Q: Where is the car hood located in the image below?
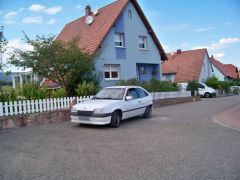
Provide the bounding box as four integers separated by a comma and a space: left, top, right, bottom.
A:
73, 99, 122, 111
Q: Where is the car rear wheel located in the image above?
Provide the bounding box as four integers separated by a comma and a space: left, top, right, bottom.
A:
110, 111, 121, 128
204, 93, 211, 98
143, 105, 152, 119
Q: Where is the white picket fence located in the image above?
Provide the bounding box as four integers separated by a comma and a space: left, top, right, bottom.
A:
151, 91, 191, 100
0, 91, 191, 117
0, 96, 92, 117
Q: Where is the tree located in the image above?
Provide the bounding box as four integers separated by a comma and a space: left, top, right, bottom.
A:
0, 26, 8, 69
205, 76, 219, 89
8, 33, 95, 96
187, 80, 199, 96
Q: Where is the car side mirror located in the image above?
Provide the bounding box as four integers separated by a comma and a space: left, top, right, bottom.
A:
126, 96, 133, 101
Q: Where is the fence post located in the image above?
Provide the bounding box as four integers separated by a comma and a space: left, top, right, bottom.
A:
14, 101, 18, 116
39, 99, 43, 112
31, 100, 35, 113
18, 101, 22, 115
4, 102, 8, 116
22, 101, 27, 114
0, 102, 3, 116
43, 99, 46, 111
27, 100, 31, 114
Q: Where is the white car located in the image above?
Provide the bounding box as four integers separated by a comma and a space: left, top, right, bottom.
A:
198, 82, 217, 98
71, 86, 153, 128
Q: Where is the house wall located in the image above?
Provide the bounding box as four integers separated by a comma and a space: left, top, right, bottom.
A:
198, 53, 213, 82
212, 64, 226, 81
94, 1, 162, 87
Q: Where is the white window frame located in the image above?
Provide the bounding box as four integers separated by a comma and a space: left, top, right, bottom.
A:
139, 36, 147, 50
115, 33, 125, 48
104, 65, 120, 80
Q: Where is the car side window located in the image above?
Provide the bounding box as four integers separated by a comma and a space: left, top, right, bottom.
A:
136, 88, 148, 98
126, 88, 139, 99
198, 84, 205, 89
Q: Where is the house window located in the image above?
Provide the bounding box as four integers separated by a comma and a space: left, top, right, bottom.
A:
115, 33, 125, 47
104, 65, 120, 80
139, 36, 147, 50
128, 10, 132, 19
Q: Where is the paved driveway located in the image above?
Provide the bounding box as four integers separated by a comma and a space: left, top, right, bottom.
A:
0, 96, 240, 180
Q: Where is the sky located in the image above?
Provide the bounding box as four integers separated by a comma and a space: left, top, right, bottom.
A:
0, 0, 240, 72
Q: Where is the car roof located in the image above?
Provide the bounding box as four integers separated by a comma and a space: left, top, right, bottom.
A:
105, 86, 142, 89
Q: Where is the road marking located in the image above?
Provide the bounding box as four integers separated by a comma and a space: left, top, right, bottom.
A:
151, 117, 171, 121
213, 116, 240, 132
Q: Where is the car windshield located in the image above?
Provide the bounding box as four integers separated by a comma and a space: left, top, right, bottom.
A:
93, 88, 125, 100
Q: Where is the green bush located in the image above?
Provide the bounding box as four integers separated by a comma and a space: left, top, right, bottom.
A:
0, 88, 18, 102
118, 78, 179, 92
205, 77, 219, 89
187, 81, 199, 96
75, 81, 99, 96
19, 83, 48, 100
50, 88, 67, 98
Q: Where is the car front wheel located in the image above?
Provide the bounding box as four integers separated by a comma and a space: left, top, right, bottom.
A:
204, 93, 211, 98
110, 111, 121, 128
143, 105, 152, 119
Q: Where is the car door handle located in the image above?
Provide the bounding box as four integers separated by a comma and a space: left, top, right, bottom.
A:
138, 100, 141, 103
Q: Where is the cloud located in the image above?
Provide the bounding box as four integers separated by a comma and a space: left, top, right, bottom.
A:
162, 44, 169, 50
192, 38, 240, 51
22, 16, 43, 24
194, 27, 214, 32
28, 4, 62, 15
18, 7, 26, 12
213, 52, 225, 59
44, 6, 62, 15
47, 18, 56, 25
3, 38, 33, 69
75, 4, 82, 10
3, 20, 16, 24
29, 4, 45, 12
7, 38, 33, 51
4, 11, 18, 19
180, 42, 189, 48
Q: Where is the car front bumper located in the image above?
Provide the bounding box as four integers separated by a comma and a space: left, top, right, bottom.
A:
70, 115, 112, 125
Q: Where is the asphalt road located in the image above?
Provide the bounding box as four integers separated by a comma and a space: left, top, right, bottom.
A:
0, 96, 240, 180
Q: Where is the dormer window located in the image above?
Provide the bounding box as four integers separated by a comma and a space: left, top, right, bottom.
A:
115, 33, 125, 48
128, 10, 132, 19
139, 36, 147, 50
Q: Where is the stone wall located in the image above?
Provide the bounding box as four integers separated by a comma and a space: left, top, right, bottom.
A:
153, 96, 201, 108
0, 110, 70, 130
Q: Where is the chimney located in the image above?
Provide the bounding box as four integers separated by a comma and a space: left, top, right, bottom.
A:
85, 5, 91, 16
211, 55, 214, 59
177, 49, 182, 54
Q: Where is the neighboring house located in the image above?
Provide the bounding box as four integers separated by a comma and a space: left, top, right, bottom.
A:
224, 64, 239, 79
209, 56, 228, 81
57, 0, 167, 87
40, 79, 61, 90
0, 72, 40, 88
162, 49, 213, 82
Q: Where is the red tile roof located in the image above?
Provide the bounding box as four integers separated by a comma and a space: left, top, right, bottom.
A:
224, 64, 239, 79
162, 49, 207, 82
57, 0, 167, 60
209, 57, 228, 77
41, 79, 61, 89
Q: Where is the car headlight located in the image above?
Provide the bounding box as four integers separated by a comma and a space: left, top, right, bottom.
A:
71, 107, 78, 113
93, 108, 105, 114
